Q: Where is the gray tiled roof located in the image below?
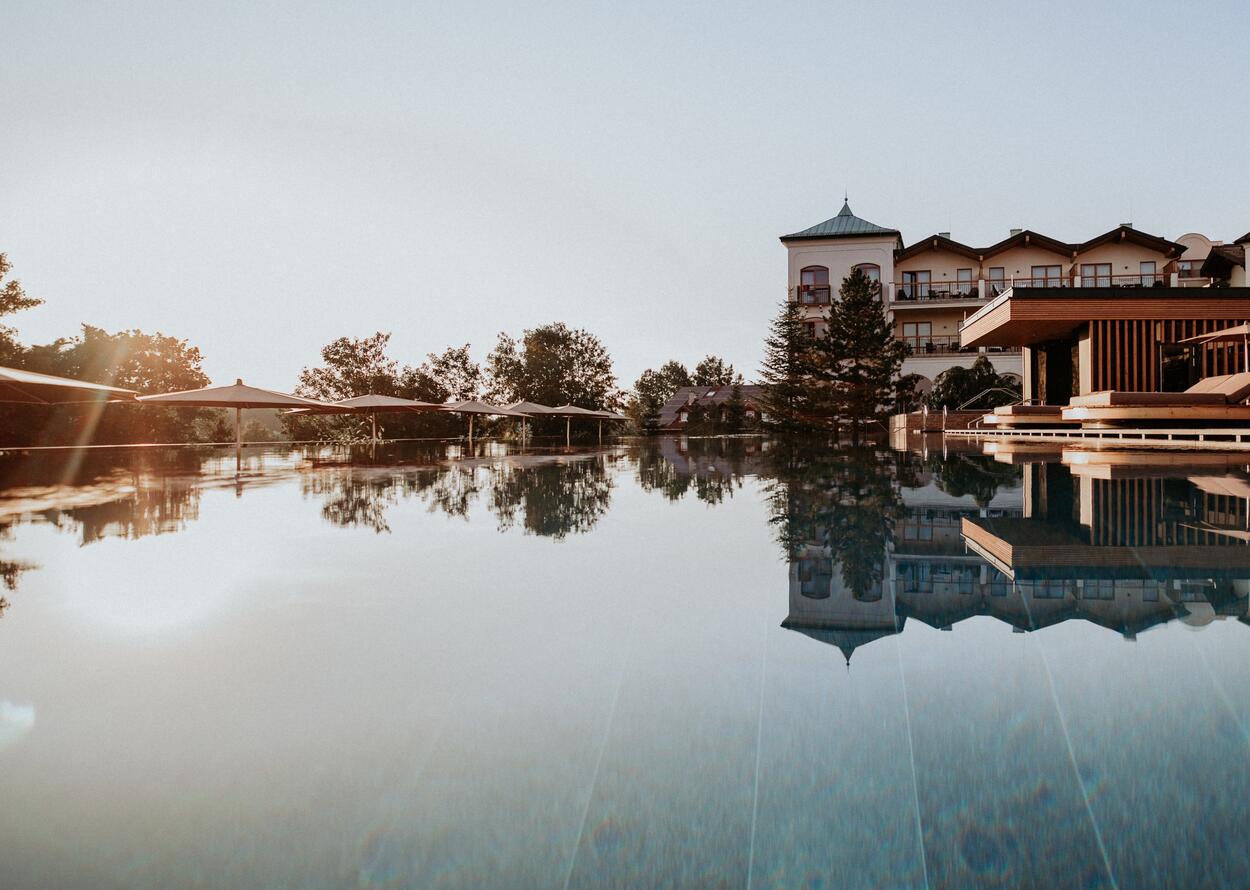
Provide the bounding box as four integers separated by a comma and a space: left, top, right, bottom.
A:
781, 201, 900, 241
657, 384, 764, 429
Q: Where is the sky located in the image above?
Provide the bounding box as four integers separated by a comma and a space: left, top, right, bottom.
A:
2, 1, 1247, 392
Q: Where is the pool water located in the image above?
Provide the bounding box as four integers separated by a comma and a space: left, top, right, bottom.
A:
0, 438, 1246, 888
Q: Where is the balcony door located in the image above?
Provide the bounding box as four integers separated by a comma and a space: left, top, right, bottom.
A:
901, 270, 930, 300
1080, 263, 1112, 287
799, 266, 830, 305
1032, 265, 1064, 287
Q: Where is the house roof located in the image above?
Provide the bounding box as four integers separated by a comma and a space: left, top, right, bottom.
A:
1201, 243, 1246, 278
656, 384, 765, 429
896, 234, 982, 262
1235, 232, 1250, 245
980, 229, 1075, 260
1073, 224, 1185, 258
780, 201, 902, 243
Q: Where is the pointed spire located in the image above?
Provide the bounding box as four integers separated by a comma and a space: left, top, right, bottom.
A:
837, 199, 853, 217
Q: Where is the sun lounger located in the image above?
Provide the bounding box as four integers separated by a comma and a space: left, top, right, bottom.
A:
982, 405, 1080, 428
1062, 372, 1250, 425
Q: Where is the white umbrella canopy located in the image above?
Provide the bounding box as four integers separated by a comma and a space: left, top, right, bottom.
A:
442, 400, 531, 418
442, 400, 531, 445
0, 365, 138, 404
1180, 324, 1250, 368
138, 378, 333, 453
285, 394, 444, 415
136, 379, 329, 410
284, 393, 445, 441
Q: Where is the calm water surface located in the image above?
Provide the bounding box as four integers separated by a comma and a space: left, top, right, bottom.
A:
0, 437, 1247, 889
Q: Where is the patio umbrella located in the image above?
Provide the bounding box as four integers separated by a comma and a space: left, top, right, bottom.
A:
504, 400, 560, 445
442, 400, 531, 445
0, 364, 138, 404
585, 408, 628, 444
137, 379, 331, 451
550, 404, 603, 447
286, 393, 444, 442
1180, 323, 1250, 370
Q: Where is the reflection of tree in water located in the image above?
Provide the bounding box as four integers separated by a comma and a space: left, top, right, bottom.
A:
301, 470, 406, 534
926, 452, 1020, 508
632, 437, 760, 505
488, 457, 614, 540
765, 442, 915, 601
44, 477, 202, 544
0, 524, 34, 593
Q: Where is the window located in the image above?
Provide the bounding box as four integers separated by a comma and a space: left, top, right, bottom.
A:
1080, 263, 1112, 287
804, 322, 817, 338
1032, 265, 1064, 287
956, 268, 974, 295
901, 322, 932, 351
1178, 260, 1196, 279
901, 270, 931, 299
854, 263, 881, 284
799, 266, 830, 304
1140, 261, 1157, 286
988, 266, 1005, 295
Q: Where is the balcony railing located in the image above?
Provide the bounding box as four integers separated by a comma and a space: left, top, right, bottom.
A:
894, 282, 979, 301
897, 335, 1021, 356
1076, 272, 1168, 288
797, 284, 831, 305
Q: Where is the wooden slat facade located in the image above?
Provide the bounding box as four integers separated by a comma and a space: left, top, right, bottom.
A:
1088, 318, 1250, 392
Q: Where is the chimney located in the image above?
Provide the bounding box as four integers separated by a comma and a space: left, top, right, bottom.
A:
1009, 228, 1023, 237
938, 231, 951, 240
1121, 222, 1133, 229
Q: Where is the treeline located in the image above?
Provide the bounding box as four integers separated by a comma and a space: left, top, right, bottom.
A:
283, 323, 619, 441
0, 252, 625, 445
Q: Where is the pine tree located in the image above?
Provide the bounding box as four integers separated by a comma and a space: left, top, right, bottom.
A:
759, 298, 817, 431
824, 268, 909, 443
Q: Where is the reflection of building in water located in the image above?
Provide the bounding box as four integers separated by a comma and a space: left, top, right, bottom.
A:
785, 455, 1250, 662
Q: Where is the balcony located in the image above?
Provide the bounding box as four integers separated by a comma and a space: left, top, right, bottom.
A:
897, 335, 1020, 356
893, 282, 981, 302
797, 284, 831, 306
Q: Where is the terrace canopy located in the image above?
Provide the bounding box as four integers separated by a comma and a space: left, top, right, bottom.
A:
0, 365, 138, 404
137, 379, 330, 450
959, 286, 1250, 404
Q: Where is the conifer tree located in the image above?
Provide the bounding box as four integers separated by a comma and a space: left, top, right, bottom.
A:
760, 298, 817, 431
823, 268, 908, 442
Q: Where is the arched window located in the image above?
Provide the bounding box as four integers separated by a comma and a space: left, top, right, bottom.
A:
798, 266, 830, 305
854, 263, 881, 284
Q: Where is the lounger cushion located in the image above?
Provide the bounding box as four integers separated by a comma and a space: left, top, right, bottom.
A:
1211, 371, 1250, 404
1068, 390, 1227, 407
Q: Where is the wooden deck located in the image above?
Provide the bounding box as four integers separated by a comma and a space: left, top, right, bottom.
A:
945, 427, 1250, 451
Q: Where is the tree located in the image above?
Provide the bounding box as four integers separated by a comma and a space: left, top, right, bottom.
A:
295, 332, 400, 401
692, 355, 741, 387
0, 253, 42, 364
485, 323, 616, 409
924, 356, 1020, 411
759, 299, 819, 432
823, 268, 909, 442
19, 326, 213, 444
627, 360, 698, 432
422, 344, 482, 402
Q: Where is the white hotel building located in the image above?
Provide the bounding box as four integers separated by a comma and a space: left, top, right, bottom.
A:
780, 201, 1227, 396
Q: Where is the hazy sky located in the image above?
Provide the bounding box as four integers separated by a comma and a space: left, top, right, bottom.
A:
3, 1, 1247, 391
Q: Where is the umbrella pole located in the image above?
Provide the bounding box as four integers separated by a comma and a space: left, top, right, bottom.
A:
565, 417, 570, 448
468, 414, 474, 450
235, 406, 242, 472
598, 419, 603, 445
371, 413, 378, 444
